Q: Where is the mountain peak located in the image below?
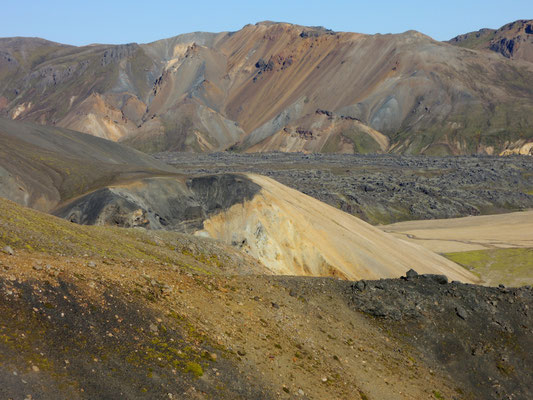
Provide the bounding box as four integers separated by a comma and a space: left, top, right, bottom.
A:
448, 19, 533, 62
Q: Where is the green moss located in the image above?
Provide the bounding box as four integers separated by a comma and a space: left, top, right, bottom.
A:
450, 31, 496, 50
184, 361, 203, 377
341, 128, 382, 154
0, 197, 223, 277
392, 100, 533, 155
359, 391, 370, 400
321, 133, 342, 153
496, 361, 515, 376
432, 390, 445, 399
445, 248, 533, 286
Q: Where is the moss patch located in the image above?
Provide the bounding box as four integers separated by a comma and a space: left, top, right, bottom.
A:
445, 248, 533, 286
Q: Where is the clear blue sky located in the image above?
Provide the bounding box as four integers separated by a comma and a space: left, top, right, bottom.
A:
2, 0, 531, 45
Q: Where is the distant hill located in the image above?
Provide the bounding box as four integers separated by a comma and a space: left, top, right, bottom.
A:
1, 21, 533, 155
0, 117, 175, 211
448, 19, 533, 63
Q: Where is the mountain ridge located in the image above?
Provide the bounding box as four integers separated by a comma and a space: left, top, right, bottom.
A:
1, 20, 533, 155
448, 19, 533, 63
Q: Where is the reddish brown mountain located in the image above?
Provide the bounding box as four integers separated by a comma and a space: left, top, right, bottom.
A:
1, 21, 533, 155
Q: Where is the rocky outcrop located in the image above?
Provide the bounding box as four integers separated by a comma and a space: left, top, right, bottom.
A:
100, 43, 139, 66
54, 174, 261, 233
449, 19, 533, 63
347, 274, 533, 400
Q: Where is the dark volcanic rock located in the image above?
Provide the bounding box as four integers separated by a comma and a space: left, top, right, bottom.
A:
54, 174, 261, 233
455, 305, 468, 320
155, 152, 533, 224
405, 269, 418, 279
347, 277, 533, 400
420, 274, 448, 285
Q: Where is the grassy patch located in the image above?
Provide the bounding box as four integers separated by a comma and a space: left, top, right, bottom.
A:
432, 389, 445, 399
445, 248, 533, 286
341, 128, 382, 154
0, 197, 241, 276
184, 361, 204, 377
450, 31, 495, 50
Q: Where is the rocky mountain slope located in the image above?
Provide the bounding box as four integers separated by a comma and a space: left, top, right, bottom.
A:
196, 174, 476, 282
53, 171, 477, 282
449, 19, 533, 63
1, 21, 533, 155
0, 198, 531, 399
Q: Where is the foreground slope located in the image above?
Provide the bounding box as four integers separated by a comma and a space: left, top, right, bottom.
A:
1, 22, 533, 155
0, 198, 531, 400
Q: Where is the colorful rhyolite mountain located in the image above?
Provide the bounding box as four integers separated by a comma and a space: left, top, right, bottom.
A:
1, 20, 533, 155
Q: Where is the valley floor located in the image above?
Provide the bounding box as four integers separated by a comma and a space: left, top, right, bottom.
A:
383, 210, 533, 253
382, 210, 533, 286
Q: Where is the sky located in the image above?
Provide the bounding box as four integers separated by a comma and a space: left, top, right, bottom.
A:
2, 0, 531, 46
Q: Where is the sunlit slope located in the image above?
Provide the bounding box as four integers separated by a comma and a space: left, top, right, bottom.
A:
196, 174, 478, 282
383, 210, 533, 253
2, 22, 533, 154
449, 19, 533, 63
0, 196, 267, 275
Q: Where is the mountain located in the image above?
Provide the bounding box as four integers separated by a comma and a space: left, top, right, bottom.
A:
448, 19, 533, 63
0, 117, 475, 282
1, 22, 533, 155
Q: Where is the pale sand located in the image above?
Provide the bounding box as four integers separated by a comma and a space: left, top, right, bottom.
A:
196, 174, 478, 283
382, 211, 533, 254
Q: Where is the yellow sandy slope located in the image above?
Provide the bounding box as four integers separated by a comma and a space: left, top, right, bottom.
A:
382, 211, 533, 253
196, 174, 478, 283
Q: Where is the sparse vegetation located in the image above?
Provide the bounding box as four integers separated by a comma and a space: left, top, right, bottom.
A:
445, 248, 533, 287
433, 389, 445, 399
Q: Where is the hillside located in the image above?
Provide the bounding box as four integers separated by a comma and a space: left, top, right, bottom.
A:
0, 197, 532, 399
0, 118, 475, 282
1, 22, 533, 155
0, 117, 176, 211
196, 174, 477, 282
52, 171, 477, 282
449, 19, 533, 63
